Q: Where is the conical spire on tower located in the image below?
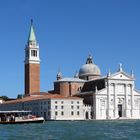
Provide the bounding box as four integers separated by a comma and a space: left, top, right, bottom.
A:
25, 20, 40, 64
28, 19, 36, 42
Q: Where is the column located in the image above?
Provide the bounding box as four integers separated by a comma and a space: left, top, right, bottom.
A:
114, 84, 118, 118
107, 82, 112, 119
95, 97, 100, 119
125, 84, 129, 117
131, 84, 134, 117
94, 95, 97, 119
107, 82, 109, 119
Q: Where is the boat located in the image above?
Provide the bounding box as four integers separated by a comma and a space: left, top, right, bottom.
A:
0, 110, 45, 124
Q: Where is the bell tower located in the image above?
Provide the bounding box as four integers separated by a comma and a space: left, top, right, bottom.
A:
24, 20, 40, 95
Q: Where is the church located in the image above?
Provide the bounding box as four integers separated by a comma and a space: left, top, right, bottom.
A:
52, 53, 140, 119
0, 21, 140, 120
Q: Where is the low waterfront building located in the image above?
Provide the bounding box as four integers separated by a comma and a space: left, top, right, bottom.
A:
0, 94, 88, 120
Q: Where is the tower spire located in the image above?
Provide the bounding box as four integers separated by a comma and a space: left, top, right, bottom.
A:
28, 19, 36, 42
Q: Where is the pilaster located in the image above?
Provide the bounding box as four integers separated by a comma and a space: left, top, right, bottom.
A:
114, 84, 118, 118
107, 82, 112, 119
131, 84, 134, 117
125, 84, 129, 117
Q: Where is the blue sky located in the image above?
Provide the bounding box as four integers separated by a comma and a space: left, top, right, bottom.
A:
0, 0, 140, 98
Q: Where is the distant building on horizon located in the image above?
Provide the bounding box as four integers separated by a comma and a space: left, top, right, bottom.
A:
1, 21, 140, 120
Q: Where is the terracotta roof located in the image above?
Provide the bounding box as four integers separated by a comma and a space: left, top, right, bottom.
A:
1, 93, 83, 105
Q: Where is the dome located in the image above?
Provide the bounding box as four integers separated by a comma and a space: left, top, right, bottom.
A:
79, 63, 101, 76
79, 55, 101, 80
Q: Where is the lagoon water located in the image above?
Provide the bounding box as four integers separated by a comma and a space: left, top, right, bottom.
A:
0, 120, 140, 140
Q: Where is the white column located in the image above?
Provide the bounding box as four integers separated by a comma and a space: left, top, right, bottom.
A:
125, 84, 129, 117
107, 82, 109, 119
94, 94, 96, 119
131, 84, 134, 117
95, 97, 100, 119
107, 82, 111, 119
114, 84, 118, 118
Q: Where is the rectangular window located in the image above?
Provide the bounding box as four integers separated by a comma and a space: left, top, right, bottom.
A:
71, 101, 73, 104
55, 106, 57, 109
35, 50, 37, 56
31, 50, 33, 56
61, 111, 64, 116
61, 106, 64, 109
71, 111, 74, 116
77, 111, 80, 115
55, 101, 57, 104
77, 106, 79, 109
55, 111, 58, 116
61, 101, 64, 104
31, 50, 37, 57
71, 106, 74, 109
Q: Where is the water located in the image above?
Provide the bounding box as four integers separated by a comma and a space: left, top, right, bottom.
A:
0, 120, 140, 140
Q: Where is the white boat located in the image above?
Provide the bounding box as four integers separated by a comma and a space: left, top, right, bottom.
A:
0, 110, 45, 124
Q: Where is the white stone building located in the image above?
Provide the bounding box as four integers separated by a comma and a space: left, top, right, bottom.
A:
0, 94, 88, 120
94, 69, 140, 120
76, 63, 140, 120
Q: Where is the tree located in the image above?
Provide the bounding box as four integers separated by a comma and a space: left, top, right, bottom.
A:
0, 96, 9, 101
17, 94, 23, 99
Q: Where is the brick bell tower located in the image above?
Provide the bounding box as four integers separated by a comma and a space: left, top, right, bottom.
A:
24, 20, 40, 95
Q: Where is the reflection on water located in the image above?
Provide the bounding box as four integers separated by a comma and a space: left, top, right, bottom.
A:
0, 120, 140, 140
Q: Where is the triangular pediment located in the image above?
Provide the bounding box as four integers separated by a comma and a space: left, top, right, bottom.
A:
134, 89, 140, 96
109, 71, 134, 80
